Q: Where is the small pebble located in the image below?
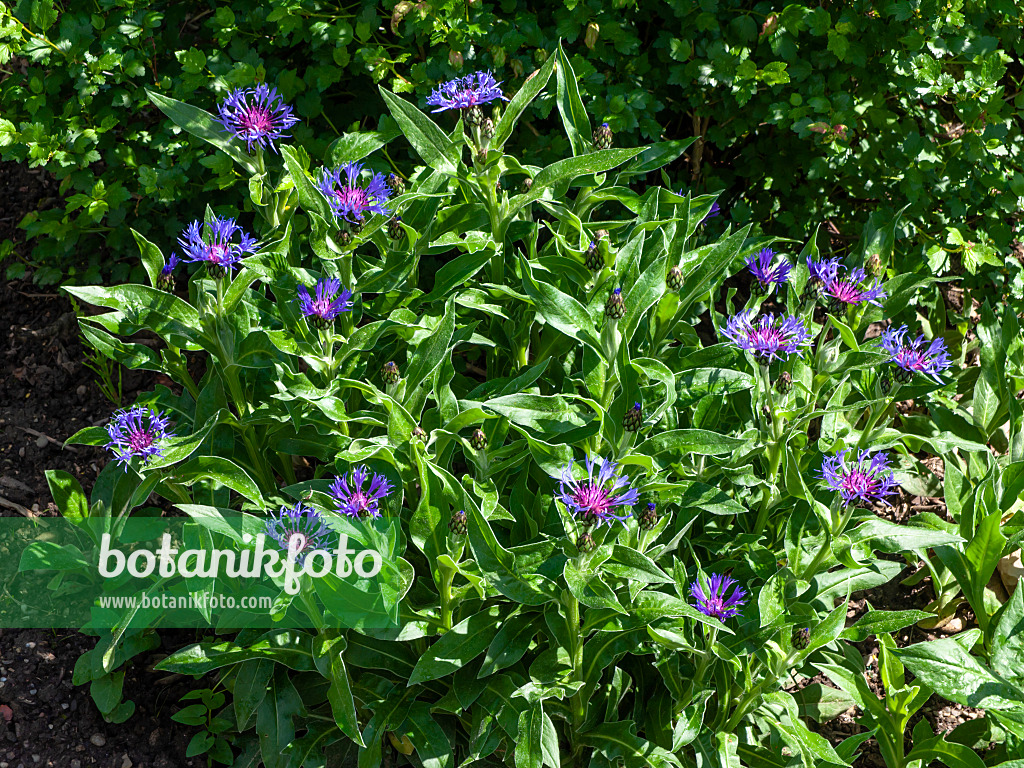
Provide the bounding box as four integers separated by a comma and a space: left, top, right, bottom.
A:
89, 734, 106, 747
60, 704, 68, 711
24, 644, 34, 650
121, 757, 132, 768
27, 690, 35, 696
34, 436, 47, 449
70, 762, 81, 768
76, 385, 86, 397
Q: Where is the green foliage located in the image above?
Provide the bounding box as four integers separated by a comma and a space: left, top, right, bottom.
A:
1, 0, 1023, 299
31, 41, 1024, 768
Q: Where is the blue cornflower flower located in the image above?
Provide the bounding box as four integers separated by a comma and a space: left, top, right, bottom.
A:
701, 200, 721, 226
157, 252, 179, 290
426, 71, 508, 112
264, 503, 333, 565
746, 248, 791, 291
691, 573, 747, 621
105, 406, 173, 470
330, 465, 394, 519
215, 84, 299, 154
297, 278, 353, 329
554, 456, 640, 528
178, 216, 260, 277
821, 266, 886, 309
721, 310, 812, 364
317, 163, 392, 225
879, 325, 951, 384
820, 449, 899, 507
806, 256, 842, 286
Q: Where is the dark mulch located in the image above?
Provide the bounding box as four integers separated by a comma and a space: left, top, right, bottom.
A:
1, 160, 202, 768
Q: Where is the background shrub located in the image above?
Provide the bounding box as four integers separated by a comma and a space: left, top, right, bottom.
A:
1, 0, 1022, 296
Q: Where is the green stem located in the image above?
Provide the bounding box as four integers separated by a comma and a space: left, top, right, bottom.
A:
565, 591, 586, 734
440, 565, 455, 631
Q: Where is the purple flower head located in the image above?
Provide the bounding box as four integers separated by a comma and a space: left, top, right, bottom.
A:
317, 163, 392, 225
264, 503, 333, 565
721, 310, 812, 364
178, 216, 260, 276
105, 406, 174, 470
820, 449, 899, 507
297, 278, 353, 328
330, 465, 394, 519
426, 71, 508, 112
806, 256, 841, 286
746, 248, 791, 289
879, 325, 951, 384
216, 84, 299, 154
690, 573, 747, 621
822, 266, 886, 308
701, 200, 721, 226
160, 252, 179, 279
554, 456, 640, 528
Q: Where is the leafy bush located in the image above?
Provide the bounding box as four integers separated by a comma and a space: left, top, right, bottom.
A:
36, 44, 1024, 768
1, 0, 1022, 298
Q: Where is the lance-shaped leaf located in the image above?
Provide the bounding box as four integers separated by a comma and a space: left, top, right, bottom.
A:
555, 43, 592, 157
146, 89, 259, 175
493, 51, 557, 150
379, 87, 457, 173
408, 605, 504, 684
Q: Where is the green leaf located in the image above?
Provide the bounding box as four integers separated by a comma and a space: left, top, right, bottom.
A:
232, 659, 273, 730
45, 469, 88, 525
511, 149, 647, 217
493, 52, 557, 150
634, 429, 743, 457
379, 88, 457, 173
579, 721, 683, 768
146, 89, 258, 175
478, 612, 539, 678
839, 610, 935, 642
555, 44, 592, 157
467, 504, 562, 605
402, 702, 455, 768
256, 672, 303, 768
313, 633, 365, 746
515, 701, 559, 768
281, 144, 333, 220
408, 606, 504, 684
155, 631, 315, 675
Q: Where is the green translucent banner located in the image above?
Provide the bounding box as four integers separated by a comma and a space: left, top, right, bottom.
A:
0, 514, 402, 629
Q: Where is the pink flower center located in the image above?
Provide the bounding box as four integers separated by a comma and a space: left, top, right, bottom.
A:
574, 484, 612, 519
284, 530, 309, 553
334, 186, 369, 208
207, 244, 229, 262
841, 469, 880, 497
894, 349, 926, 370
749, 326, 785, 348
127, 430, 154, 453
240, 107, 274, 134
829, 279, 864, 304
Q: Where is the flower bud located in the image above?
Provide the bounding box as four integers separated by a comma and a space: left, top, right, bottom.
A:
593, 122, 612, 150
476, 148, 488, 165
387, 216, 404, 240
481, 117, 495, 141
386, 173, 406, 196
667, 265, 683, 291
584, 22, 600, 49
157, 273, 175, 292
775, 371, 792, 395
584, 241, 603, 271
464, 105, 485, 127
577, 532, 596, 553
521, 177, 533, 194
413, 425, 428, 442
866, 251, 882, 277
623, 401, 642, 432
338, 230, 352, 247
605, 288, 625, 320
792, 627, 810, 650
470, 428, 487, 450
382, 361, 400, 385
894, 366, 914, 385
449, 509, 468, 536
207, 264, 228, 280
638, 502, 658, 531
449, 49, 464, 69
